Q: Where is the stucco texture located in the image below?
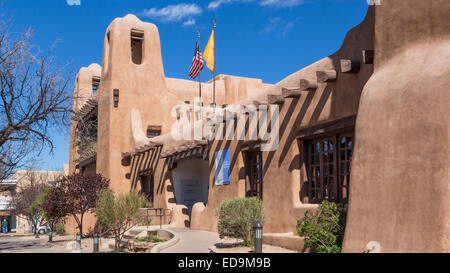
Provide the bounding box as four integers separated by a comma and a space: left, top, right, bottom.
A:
343, 0, 450, 253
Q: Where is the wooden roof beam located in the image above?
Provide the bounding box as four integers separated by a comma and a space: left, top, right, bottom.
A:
267, 94, 285, 105
300, 79, 318, 91
340, 59, 360, 73
252, 100, 268, 108
282, 88, 302, 98
316, 70, 337, 83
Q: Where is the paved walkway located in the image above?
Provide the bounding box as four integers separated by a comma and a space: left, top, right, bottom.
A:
161, 228, 220, 253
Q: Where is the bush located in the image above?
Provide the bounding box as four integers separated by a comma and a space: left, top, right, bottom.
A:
135, 235, 169, 243
96, 190, 151, 251
296, 201, 347, 253
215, 197, 265, 246
54, 222, 66, 236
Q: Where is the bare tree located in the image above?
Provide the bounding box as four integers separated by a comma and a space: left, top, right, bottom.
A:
0, 20, 73, 180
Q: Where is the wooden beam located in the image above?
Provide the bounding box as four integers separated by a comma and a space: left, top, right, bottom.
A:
282, 88, 302, 98
362, 50, 374, 64
299, 79, 318, 91
267, 94, 285, 105
340, 59, 360, 73
252, 100, 268, 107
316, 70, 337, 83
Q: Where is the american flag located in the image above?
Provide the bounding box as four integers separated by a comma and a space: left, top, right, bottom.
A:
188, 38, 204, 79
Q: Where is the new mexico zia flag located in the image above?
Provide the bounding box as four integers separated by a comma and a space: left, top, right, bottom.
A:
203, 30, 215, 72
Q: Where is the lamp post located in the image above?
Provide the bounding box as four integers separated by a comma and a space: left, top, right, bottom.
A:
76, 232, 81, 250
93, 233, 99, 253
254, 222, 263, 253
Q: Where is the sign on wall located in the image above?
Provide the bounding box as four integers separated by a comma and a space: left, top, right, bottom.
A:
214, 149, 231, 186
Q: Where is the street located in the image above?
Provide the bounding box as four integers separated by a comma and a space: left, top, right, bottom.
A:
0, 233, 106, 253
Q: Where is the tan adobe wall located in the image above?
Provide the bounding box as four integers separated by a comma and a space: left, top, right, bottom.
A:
173, 6, 375, 234
68, 64, 101, 174
343, 0, 450, 253
67, 14, 271, 234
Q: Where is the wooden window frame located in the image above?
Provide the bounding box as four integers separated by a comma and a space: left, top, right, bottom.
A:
298, 116, 356, 204
139, 174, 154, 204
147, 125, 161, 138
131, 29, 144, 65
92, 76, 100, 94
244, 151, 263, 200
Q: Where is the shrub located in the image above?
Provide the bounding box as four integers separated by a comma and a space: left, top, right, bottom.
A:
215, 197, 265, 246
135, 235, 168, 243
54, 222, 66, 236
296, 201, 347, 253
96, 189, 151, 251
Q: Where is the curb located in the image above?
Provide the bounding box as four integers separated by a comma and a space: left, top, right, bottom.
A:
151, 229, 180, 253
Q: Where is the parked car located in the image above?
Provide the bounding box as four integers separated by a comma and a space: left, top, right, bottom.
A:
36, 225, 51, 234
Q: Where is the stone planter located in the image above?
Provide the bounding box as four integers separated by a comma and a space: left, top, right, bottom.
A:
127, 240, 157, 253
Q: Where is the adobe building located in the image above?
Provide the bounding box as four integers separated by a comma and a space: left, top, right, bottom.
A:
68, 0, 450, 252
1, 168, 67, 234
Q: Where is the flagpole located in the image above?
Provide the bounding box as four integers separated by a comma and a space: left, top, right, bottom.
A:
213, 18, 217, 109
198, 28, 202, 103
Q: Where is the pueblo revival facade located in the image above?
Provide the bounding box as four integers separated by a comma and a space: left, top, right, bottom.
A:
68, 0, 450, 252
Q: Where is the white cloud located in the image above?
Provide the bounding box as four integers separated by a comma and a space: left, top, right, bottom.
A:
182, 19, 196, 27
260, 0, 303, 8
279, 20, 295, 37
260, 17, 280, 34
207, 0, 255, 10
207, 0, 302, 10
208, 0, 234, 10
66, 0, 81, 6
140, 4, 202, 22
260, 17, 298, 37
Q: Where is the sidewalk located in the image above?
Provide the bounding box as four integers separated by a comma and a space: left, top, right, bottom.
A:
160, 228, 220, 253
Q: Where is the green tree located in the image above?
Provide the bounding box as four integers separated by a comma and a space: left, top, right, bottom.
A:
96, 190, 151, 251
215, 197, 265, 247
27, 187, 48, 238
296, 201, 347, 253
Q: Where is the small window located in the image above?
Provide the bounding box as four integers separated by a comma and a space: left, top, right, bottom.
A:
92, 77, 100, 94
147, 125, 161, 138
131, 29, 144, 65
244, 151, 263, 199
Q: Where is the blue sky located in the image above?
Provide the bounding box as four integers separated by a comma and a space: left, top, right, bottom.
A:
1, 0, 369, 170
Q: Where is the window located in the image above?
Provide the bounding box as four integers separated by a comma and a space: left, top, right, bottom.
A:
304, 131, 354, 204
245, 151, 263, 199
147, 125, 161, 138
131, 29, 144, 65
140, 175, 154, 203
92, 77, 100, 94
